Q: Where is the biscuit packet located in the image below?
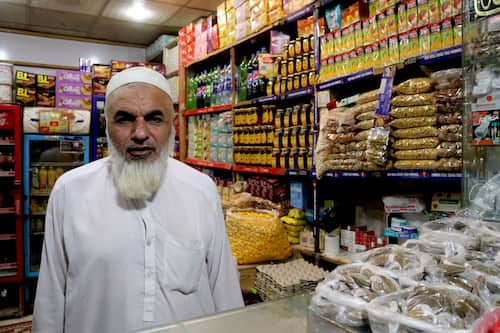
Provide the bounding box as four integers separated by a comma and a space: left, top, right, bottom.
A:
419, 26, 431, 55
430, 23, 442, 51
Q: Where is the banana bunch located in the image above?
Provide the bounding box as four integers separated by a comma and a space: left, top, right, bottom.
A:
281, 209, 308, 244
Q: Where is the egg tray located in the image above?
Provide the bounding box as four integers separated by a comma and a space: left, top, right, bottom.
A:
255, 259, 328, 301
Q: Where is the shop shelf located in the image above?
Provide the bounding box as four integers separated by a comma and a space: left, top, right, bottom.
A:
283, 87, 314, 100
29, 192, 51, 197
0, 207, 15, 214
293, 245, 353, 265
29, 212, 46, 216
344, 68, 375, 83
324, 171, 371, 178
233, 165, 287, 175
184, 158, 233, 170
0, 140, 15, 145
255, 95, 279, 104
287, 169, 310, 176
385, 170, 461, 181
316, 68, 375, 91
316, 77, 344, 91
31, 161, 83, 167
419, 45, 462, 64
284, 4, 314, 24
233, 100, 254, 108
184, 104, 232, 116
0, 234, 16, 241
0, 171, 15, 177
184, 45, 232, 68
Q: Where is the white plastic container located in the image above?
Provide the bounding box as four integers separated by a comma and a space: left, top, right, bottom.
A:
0, 63, 13, 85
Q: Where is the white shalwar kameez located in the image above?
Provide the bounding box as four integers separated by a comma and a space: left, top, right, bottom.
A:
32, 157, 244, 333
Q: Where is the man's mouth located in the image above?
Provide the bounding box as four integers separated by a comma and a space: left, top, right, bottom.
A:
127, 147, 155, 159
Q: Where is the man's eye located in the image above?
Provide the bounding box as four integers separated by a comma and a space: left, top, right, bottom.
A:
148, 117, 164, 124
115, 116, 134, 123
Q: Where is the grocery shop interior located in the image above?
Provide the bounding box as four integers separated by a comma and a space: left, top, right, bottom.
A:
0, 0, 499, 332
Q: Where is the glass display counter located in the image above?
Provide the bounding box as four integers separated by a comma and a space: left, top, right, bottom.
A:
135, 293, 369, 333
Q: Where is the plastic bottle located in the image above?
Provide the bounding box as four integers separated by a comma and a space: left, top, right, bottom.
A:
247, 53, 255, 100
252, 50, 261, 98
258, 47, 268, 98
47, 166, 56, 190
205, 69, 213, 107
31, 166, 39, 190
196, 73, 203, 109
225, 65, 232, 104
55, 166, 64, 180
239, 56, 248, 102
39, 166, 47, 191
212, 66, 220, 106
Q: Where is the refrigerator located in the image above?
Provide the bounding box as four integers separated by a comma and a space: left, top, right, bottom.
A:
0, 104, 24, 317
23, 135, 89, 279
462, 5, 500, 219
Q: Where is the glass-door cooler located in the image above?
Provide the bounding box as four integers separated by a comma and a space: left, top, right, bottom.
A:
23, 135, 89, 278
462, 4, 500, 219
0, 104, 24, 318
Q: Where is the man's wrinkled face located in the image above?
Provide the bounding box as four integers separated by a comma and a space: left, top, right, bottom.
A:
106, 83, 173, 162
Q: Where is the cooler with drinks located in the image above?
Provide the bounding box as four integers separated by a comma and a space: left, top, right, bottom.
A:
23, 134, 89, 277
0, 104, 24, 318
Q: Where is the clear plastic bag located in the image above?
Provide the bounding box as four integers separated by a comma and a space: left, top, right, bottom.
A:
392, 137, 440, 150
437, 158, 462, 171
437, 142, 462, 157
390, 116, 437, 129
435, 87, 463, 103
356, 119, 375, 130
310, 263, 404, 327
430, 68, 463, 90
395, 78, 435, 95
437, 112, 462, 125
354, 130, 371, 141
367, 127, 390, 166
402, 235, 466, 264
350, 100, 379, 116
420, 217, 482, 250
356, 111, 376, 121
327, 132, 356, 143
367, 284, 489, 333
392, 126, 438, 139
392, 148, 439, 160
438, 124, 462, 142
352, 245, 434, 281
357, 89, 380, 104
390, 105, 437, 118
391, 92, 436, 106
394, 160, 439, 170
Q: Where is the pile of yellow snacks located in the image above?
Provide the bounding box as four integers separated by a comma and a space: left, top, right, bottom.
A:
319, 0, 462, 83
226, 208, 292, 264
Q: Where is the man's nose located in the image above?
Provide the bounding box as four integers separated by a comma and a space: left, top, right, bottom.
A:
132, 118, 149, 142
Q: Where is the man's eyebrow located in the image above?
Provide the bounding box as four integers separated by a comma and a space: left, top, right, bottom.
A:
144, 110, 165, 118
114, 110, 135, 119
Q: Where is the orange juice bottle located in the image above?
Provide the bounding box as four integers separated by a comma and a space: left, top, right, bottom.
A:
39, 166, 47, 191
47, 166, 56, 190
55, 166, 64, 180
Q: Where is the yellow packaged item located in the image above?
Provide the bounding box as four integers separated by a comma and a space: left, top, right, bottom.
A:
226, 0, 234, 9
406, 0, 418, 30
379, 39, 389, 68
377, 12, 388, 39
288, 235, 300, 244
217, 2, 226, 17
394, 160, 439, 169
354, 22, 363, 48
441, 18, 454, 49
372, 43, 380, 69
398, 3, 408, 33
334, 30, 342, 54
226, 208, 292, 265
429, 0, 441, 23
430, 23, 442, 51
399, 32, 409, 60
250, 0, 267, 17
388, 36, 400, 64
390, 116, 437, 128
453, 16, 462, 45
249, 0, 260, 8
386, 7, 397, 37
369, 16, 379, 42
268, 6, 284, 22
288, 208, 305, 219
419, 26, 431, 54
392, 137, 440, 150
236, 1, 249, 23
395, 78, 435, 95
408, 29, 419, 58
417, 0, 430, 27
250, 13, 268, 32
286, 230, 302, 238
226, 8, 236, 25
362, 18, 371, 45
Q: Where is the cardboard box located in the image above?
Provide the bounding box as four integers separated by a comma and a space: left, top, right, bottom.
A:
36, 90, 55, 107
15, 86, 36, 105
55, 95, 91, 110
36, 74, 56, 90
92, 79, 108, 96
432, 192, 461, 212
15, 71, 36, 87
56, 70, 92, 84
56, 82, 92, 96
92, 64, 111, 80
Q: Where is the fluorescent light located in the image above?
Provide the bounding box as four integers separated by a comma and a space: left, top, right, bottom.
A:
124, 1, 152, 21
0, 50, 8, 60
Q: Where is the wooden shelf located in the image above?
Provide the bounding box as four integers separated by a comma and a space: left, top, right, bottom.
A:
184, 158, 233, 170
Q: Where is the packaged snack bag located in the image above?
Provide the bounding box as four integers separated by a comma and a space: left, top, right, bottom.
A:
406, 0, 418, 30
399, 33, 410, 60
452, 0, 461, 16
379, 39, 389, 67
398, 3, 408, 33
354, 22, 363, 47
418, 0, 430, 27
441, 18, 454, 48
388, 35, 400, 64
453, 15, 463, 45
408, 29, 419, 57
440, 0, 453, 18
377, 12, 388, 39
369, 16, 379, 42
386, 7, 398, 37
430, 23, 442, 51
429, 0, 441, 23
419, 26, 431, 54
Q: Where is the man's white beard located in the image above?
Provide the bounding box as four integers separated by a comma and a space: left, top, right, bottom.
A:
107, 140, 170, 201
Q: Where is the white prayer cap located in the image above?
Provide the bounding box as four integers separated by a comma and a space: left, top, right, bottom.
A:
106, 67, 172, 100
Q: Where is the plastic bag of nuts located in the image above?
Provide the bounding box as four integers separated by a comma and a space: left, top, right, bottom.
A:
390, 116, 437, 129
394, 78, 435, 95
390, 105, 437, 118
392, 93, 436, 107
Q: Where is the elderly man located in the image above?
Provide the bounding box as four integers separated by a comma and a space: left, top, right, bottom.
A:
32, 67, 243, 333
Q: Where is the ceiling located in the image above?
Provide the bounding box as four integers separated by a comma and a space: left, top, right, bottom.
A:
0, 0, 219, 46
